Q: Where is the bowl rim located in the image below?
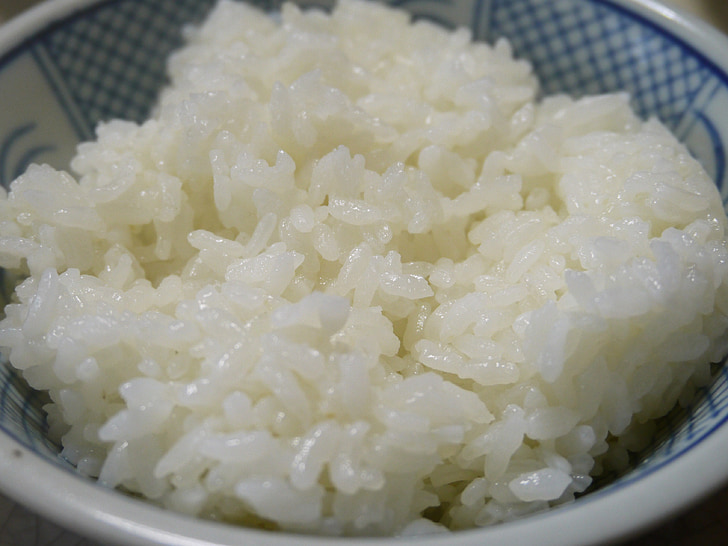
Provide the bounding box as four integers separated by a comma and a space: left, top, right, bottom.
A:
1, 0, 728, 544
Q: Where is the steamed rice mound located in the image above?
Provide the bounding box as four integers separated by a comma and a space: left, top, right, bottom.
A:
1, 0, 728, 535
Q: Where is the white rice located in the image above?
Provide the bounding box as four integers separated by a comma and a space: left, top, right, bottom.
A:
1, 0, 728, 535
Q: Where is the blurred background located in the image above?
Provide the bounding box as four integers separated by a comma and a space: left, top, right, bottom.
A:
0, 0, 727, 545
2, 0, 728, 29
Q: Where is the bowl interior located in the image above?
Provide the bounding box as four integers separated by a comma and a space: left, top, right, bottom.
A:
0, 0, 728, 533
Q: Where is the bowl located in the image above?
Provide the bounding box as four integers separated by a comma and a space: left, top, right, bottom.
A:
1, 0, 728, 544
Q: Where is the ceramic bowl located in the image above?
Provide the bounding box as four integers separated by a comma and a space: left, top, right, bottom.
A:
0, 0, 727, 544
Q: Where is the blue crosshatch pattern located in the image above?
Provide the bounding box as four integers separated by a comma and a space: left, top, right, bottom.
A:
0, 0, 727, 508
474, 0, 726, 190
483, 0, 712, 123
40, 0, 217, 128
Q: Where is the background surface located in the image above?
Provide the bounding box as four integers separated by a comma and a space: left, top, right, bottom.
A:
0, 0, 728, 545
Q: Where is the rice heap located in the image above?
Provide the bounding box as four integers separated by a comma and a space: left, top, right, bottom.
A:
1, 0, 728, 535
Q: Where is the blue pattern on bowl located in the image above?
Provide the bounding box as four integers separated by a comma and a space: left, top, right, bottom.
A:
483, 0, 728, 190
0, 0, 727, 512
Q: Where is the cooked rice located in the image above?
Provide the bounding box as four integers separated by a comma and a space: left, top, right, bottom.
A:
1, 0, 727, 535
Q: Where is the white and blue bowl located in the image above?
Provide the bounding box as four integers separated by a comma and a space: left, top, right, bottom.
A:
1, 0, 728, 544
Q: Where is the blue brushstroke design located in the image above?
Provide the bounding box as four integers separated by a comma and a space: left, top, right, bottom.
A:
470, 0, 492, 40
0, 123, 35, 188
0, 123, 56, 188
12, 145, 56, 181
31, 45, 93, 142
389, 0, 457, 28
694, 110, 727, 194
